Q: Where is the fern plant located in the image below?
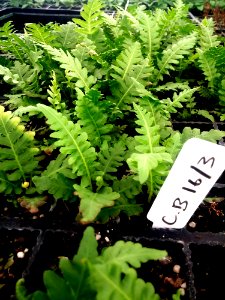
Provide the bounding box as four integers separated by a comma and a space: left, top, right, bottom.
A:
15, 226, 182, 300
0, 0, 225, 223
0, 105, 39, 195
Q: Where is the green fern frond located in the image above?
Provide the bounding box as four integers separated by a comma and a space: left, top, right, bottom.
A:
153, 82, 190, 92
127, 103, 172, 198
111, 75, 150, 110
74, 184, 120, 223
219, 79, 225, 106
54, 22, 78, 50
36, 104, 99, 189
136, 12, 161, 60
73, 0, 104, 35
97, 176, 142, 223
47, 71, 66, 112
41, 45, 96, 92
0, 65, 19, 85
198, 18, 220, 51
163, 87, 199, 114
111, 41, 152, 109
131, 103, 161, 154
25, 23, 56, 45
33, 154, 76, 201
98, 140, 126, 181
92, 265, 160, 300
111, 41, 145, 82
0, 106, 39, 194
0, 21, 14, 37
154, 0, 190, 42
180, 127, 225, 144
100, 240, 167, 272
197, 49, 220, 90
204, 47, 225, 75
75, 90, 113, 147
139, 97, 172, 139
154, 33, 197, 82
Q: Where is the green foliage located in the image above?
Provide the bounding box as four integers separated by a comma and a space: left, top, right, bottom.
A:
0, 0, 225, 222
36, 104, 99, 188
75, 90, 113, 147
32, 154, 76, 200
127, 103, 173, 200
0, 106, 39, 194
16, 226, 172, 300
154, 33, 197, 83
73, 0, 104, 35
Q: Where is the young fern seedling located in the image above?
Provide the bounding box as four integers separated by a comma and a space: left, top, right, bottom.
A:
16, 226, 182, 300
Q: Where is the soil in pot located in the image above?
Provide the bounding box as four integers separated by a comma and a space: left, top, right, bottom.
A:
0, 228, 40, 300
190, 243, 225, 300
127, 238, 190, 300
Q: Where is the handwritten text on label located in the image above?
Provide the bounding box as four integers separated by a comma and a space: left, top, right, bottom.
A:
147, 138, 225, 229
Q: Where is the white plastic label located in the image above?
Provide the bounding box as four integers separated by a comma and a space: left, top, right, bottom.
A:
147, 138, 225, 229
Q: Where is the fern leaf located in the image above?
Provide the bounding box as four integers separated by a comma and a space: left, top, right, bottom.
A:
98, 140, 126, 181
36, 104, 98, 188
164, 87, 199, 114
180, 127, 225, 144
154, 0, 191, 43
127, 152, 171, 185
111, 75, 150, 110
43, 270, 74, 300
127, 103, 172, 198
131, 103, 161, 154
138, 97, 172, 139
112, 41, 144, 82
32, 154, 76, 200
92, 264, 160, 300
73, 0, 104, 35
100, 240, 167, 272
197, 49, 220, 90
0, 65, 19, 85
153, 82, 190, 92
54, 22, 78, 49
137, 12, 161, 60
0, 106, 39, 194
73, 226, 98, 263
25, 23, 56, 45
96, 176, 142, 223
59, 258, 96, 300
155, 33, 197, 82
41, 45, 96, 91
16, 278, 49, 300
47, 72, 66, 112
198, 18, 220, 51
75, 90, 113, 147
74, 184, 120, 223
111, 41, 152, 109
219, 79, 225, 106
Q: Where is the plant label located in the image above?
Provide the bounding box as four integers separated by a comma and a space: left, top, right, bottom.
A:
147, 138, 225, 228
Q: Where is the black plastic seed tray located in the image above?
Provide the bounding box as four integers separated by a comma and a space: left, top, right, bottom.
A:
0, 7, 81, 28
2, 218, 225, 300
